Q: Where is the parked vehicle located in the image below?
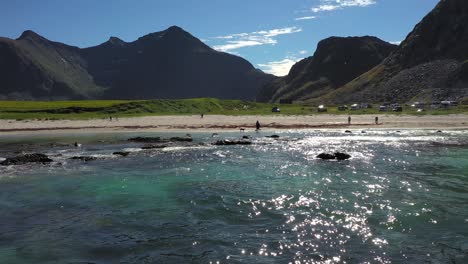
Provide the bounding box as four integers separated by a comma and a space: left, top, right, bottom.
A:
317, 105, 327, 112
338, 105, 348, 111
379, 105, 388, 112
272, 107, 281, 113
360, 103, 372, 109
350, 104, 360, 110
392, 106, 403, 112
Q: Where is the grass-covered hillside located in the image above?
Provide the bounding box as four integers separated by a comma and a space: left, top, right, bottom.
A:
0, 98, 467, 120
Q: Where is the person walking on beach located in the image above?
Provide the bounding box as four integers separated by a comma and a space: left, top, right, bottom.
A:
256, 120, 261, 130
348, 116, 351, 125
375, 116, 379, 125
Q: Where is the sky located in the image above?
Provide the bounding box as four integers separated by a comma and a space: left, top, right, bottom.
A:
0, 0, 439, 76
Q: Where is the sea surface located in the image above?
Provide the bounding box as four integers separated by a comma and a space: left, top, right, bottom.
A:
0, 130, 467, 264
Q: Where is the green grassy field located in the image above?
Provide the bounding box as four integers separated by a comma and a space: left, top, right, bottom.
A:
0, 98, 466, 120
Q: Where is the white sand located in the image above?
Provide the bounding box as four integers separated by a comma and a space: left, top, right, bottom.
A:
0, 114, 467, 134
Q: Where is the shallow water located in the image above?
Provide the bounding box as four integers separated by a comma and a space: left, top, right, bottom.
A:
0, 130, 467, 263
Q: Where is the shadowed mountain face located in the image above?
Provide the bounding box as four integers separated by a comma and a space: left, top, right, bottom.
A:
0, 31, 103, 100
322, 0, 468, 103
257, 36, 396, 103
0, 26, 274, 100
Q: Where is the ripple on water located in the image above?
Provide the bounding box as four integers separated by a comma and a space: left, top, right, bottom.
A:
0, 130, 467, 263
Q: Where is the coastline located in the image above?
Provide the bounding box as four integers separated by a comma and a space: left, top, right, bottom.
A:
0, 114, 467, 134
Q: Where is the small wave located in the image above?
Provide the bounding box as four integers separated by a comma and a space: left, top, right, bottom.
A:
122, 147, 144, 153
162, 146, 213, 152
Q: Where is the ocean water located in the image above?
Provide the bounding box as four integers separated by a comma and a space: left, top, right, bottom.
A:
0, 130, 467, 264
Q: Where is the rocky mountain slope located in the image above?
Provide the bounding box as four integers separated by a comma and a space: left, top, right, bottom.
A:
0, 31, 103, 100
257, 36, 396, 102
319, 0, 468, 103
0, 26, 274, 100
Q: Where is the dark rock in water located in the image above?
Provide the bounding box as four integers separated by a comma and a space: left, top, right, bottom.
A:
334, 152, 351, 160
437, 130, 443, 133
170, 136, 193, 142
242, 135, 250, 139
141, 144, 168, 150
345, 130, 352, 133
70, 156, 98, 162
317, 153, 336, 160
128, 137, 163, 143
113, 152, 130, 157
129, 136, 192, 143
266, 135, 280, 139
317, 152, 351, 160
361, 131, 366, 133
213, 140, 252, 146
0, 153, 53, 166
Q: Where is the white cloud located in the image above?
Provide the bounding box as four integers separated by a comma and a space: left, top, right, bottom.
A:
312, 0, 376, 13
299, 50, 308, 55
295, 16, 317, 21
213, 27, 302, 52
390, 41, 402, 45
258, 57, 302, 76
312, 5, 341, 13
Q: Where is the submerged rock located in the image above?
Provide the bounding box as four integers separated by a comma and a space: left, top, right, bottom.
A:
213, 140, 252, 146
317, 153, 336, 160
266, 135, 280, 139
170, 136, 193, 142
141, 144, 168, 150
0, 153, 53, 166
317, 152, 351, 161
113, 152, 130, 157
128, 137, 163, 143
69, 156, 98, 162
345, 130, 352, 133
334, 152, 351, 160
129, 136, 193, 143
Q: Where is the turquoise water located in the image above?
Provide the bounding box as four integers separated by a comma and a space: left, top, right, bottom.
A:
0, 130, 467, 263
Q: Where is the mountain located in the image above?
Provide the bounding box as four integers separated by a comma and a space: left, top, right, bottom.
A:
0, 31, 104, 100
257, 36, 396, 102
320, 0, 468, 104
0, 26, 274, 100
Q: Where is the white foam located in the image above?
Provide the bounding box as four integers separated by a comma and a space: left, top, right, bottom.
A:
162, 146, 213, 152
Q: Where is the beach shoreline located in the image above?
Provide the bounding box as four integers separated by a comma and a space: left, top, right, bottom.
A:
0, 114, 467, 134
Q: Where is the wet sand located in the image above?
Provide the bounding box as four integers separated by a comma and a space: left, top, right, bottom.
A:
0, 114, 467, 133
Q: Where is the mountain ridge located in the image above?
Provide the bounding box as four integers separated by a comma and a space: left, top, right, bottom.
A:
257, 36, 396, 102
0, 26, 274, 100
314, 0, 468, 104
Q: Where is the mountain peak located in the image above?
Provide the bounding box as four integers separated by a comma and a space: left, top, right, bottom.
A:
166, 25, 185, 32
107, 36, 126, 46
17, 30, 43, 40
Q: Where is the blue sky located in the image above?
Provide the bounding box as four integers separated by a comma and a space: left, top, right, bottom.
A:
0, 0, 439, 76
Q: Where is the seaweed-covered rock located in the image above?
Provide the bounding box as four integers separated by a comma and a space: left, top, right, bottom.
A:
70, 156, 98, 162
0, 153, 53, 166
334, 152, 351, 160
170, 136, 193, 142
317, 152, 351, 160
213, 140, 252, 146
113, 152, 130, 157
141, 144, 168, 150
317, 153, 336, 160
128, 137, 163, 143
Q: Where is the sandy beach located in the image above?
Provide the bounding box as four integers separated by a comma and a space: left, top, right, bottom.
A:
0, 114, 467, 133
